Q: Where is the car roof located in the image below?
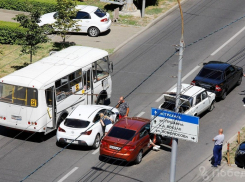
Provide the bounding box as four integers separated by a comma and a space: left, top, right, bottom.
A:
203, 61, 231, 71
76, 5, 98, 13
114, 117, 150, 131
169, 83, 205, 97
68, 105, 110, 120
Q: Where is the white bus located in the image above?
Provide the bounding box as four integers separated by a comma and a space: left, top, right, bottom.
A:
0, 46, 113, 135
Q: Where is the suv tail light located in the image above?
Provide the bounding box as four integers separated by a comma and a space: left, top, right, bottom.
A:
81, 130, 92, 135
101, 18, 108, 22
58, 127, 66, 133
123, 145, 136, 151
215, 85, 222, 92
191, 80, 196, 85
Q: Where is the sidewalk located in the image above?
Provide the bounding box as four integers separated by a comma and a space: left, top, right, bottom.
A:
0, 9, 143, 50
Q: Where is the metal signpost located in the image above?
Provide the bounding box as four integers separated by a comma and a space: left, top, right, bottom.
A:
151, 108, 199, 143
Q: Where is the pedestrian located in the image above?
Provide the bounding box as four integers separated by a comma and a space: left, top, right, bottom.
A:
116, 96, 129, 119
99, 113, 106, 136
212, 128, 224, 167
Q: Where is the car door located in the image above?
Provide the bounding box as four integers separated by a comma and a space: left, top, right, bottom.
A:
92, 109, 106, 137
73, 11, 91, 32
138, 124, 150, 153
200, 91, 210, 112
224, 66, 236, 90
194, 93, 203, 115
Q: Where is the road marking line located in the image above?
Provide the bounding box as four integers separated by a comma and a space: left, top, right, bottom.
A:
57, 167, 78, 182
92, 148, 100, 155
155, 65, 200, 102
137, 112, 145, 117
211, 26, 245, 56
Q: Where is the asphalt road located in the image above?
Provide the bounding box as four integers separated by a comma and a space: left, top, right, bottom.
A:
1, 0, 245, 182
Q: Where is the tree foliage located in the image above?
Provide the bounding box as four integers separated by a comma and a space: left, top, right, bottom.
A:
53, 0, 81, 43
14, 7, 50, 63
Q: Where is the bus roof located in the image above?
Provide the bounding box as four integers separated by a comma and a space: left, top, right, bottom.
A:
1, 46, 108, 89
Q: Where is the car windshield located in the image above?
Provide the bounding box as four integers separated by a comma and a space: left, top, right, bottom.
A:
94, 8, 106, 18
239, 143, 245, 150
64, 119, 90, 128
198, 68, 223, 80
107, 127, 136, 141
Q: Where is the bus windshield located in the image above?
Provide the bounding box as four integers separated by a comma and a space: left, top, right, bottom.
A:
0, 83, 38, 107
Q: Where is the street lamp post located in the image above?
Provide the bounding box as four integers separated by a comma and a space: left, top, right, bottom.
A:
170, 0, 184, 182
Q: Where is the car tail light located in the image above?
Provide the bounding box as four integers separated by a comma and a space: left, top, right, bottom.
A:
101, 140, 108, 147
101, 18, 108, 22
58, 127, 66, 133
215, 85, 222, 92
191, 80, 196, 85
81, 130, 92, 135
123, 145, 136, 151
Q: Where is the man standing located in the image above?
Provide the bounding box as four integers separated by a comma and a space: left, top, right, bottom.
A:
212, 129, 224, 167
116, 96, 129, 119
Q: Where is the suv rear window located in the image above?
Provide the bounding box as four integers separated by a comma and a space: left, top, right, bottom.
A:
107, 127, 136, 141
64, 119, 90, 128
198, 68, 223, 80
94, 8, 106, 18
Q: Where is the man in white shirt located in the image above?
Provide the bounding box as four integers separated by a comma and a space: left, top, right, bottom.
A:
212, 129, 225, 167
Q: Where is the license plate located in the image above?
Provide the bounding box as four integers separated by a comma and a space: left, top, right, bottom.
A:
67, 139, 78, 144
109, 145, 121, 150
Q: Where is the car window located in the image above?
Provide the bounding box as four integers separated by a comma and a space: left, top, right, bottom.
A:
94, 8, 106, 18
93, 109, 106, 123
198, 68, 223, 80
225, 68, 232, 78
64, 119, 90, 128
107, 127, 136, 141
74, 11, 91, 19
139, 124, 150, 138
196, 93, 202, 105
201, 91, 207, 100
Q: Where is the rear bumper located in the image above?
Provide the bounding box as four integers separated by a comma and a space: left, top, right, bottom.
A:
100, 147, 135, 162
98, 19, 111, 33
58, 138, 89, 146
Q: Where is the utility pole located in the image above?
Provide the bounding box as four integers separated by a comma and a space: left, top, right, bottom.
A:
170, 0, 184, 182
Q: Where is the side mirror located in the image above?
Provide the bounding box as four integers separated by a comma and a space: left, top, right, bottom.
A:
109, 61, 113, 73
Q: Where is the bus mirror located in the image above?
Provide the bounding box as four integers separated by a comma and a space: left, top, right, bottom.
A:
109, 61, 113, 73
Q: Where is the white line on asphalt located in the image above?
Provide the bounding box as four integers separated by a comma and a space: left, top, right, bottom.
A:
92, 148, 100, 155
155, 65, 200, 102
136, 112, 145, 117
211, 26, 245, 56
57, 167, 78, 182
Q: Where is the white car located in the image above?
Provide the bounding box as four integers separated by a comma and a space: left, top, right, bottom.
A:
57, 105, 119, 149
159, 83, 216, 116
38, 5, 111, 37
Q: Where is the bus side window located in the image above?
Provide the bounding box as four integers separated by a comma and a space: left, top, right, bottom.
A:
93, 57, 109, 82
45, 87, 53, 107
55, 76, 71, 102
83, 70, 91, 90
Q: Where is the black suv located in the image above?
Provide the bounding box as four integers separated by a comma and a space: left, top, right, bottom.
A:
191, 61, 243, 100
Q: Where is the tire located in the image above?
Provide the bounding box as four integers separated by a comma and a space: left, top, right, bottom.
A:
237, 76, 242, 86
134, 150, 143, 164
208, 101, 215, 112
88, 27, 100, 37
221, 90, 227, 100
92, 134, 100, 149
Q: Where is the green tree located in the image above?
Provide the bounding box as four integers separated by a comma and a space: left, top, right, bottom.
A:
14, 8, 50, 63
53, 0, 80, 43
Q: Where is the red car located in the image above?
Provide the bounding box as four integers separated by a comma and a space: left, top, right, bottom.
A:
100, 117, 151, 164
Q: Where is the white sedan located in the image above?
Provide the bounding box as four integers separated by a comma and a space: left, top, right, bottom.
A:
38, 5, 111, 37
57, 105, 119, 149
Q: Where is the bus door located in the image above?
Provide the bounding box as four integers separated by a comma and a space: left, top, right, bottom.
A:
7, 86, 28, 126
45, 86, 56, 129
83, 68, 94, 104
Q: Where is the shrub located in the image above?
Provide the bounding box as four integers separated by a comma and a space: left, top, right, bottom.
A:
0, 0, 57, 14
0, 21, 26, 44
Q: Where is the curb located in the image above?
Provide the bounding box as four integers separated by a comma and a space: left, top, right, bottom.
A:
0, 8, 29, 15
113, 0, 188, 53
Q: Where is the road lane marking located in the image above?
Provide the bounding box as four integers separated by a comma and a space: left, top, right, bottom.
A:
137, 112, 145, 117
57, 167, 78, 182
155, 65, 200, 102
211, 26, 245, 56
92, 148, 100, 155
